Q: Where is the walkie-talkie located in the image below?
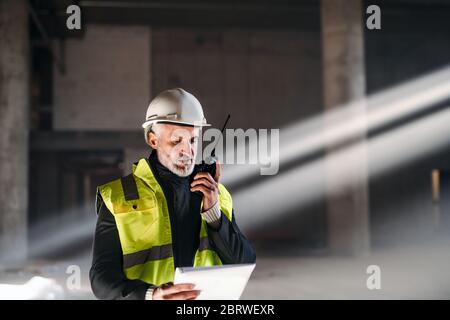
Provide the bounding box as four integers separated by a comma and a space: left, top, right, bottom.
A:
191, 114, 230, 197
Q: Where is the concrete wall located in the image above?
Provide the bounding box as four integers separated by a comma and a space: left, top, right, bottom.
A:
53, 25, 151, 131
152, 27, 323, 130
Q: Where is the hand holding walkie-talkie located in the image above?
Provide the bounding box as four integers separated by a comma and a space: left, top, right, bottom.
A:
190, 115, 230, 207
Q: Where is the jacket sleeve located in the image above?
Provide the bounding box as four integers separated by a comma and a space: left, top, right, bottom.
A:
206, 210, 256, 264
89, 194, 155, 300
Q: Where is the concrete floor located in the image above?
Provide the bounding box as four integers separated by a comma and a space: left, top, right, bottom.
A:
243, 242, 450, 299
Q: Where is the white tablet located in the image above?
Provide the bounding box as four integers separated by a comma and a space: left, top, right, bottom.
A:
174, 263, 256, 300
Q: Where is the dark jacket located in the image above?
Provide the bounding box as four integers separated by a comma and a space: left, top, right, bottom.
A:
89, 153, 256, 300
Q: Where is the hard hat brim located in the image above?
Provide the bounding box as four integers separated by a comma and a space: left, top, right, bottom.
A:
142, 120, 211, 129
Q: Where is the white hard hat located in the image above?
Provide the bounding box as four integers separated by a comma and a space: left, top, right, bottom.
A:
142, 88, 210, 128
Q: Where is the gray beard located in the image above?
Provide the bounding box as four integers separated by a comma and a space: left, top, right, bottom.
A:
156, 151, 195, 177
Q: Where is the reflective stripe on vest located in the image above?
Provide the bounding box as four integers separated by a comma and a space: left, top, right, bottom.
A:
98, 158, 233, 286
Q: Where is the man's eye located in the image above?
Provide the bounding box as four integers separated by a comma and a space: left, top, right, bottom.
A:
172, 139, 181, 145
191, 137, 198, 144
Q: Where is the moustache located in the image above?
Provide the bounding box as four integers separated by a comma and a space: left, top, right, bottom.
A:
175, 156, 193, 164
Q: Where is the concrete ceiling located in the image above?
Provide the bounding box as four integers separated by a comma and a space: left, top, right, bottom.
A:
30, 0, 450, 39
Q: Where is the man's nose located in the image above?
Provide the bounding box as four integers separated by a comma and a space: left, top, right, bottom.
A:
178, 140, 193, 156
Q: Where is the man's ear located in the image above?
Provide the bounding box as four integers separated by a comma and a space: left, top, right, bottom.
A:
148, 132, 158, 149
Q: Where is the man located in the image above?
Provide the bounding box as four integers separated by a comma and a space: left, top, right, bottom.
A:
90, 88, 256, 300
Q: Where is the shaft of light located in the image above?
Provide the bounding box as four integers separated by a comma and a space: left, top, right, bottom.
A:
233, 104, 450, 230
222, 66, 450, 186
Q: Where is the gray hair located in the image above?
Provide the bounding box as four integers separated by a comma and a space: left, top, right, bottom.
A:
144, 123, 164, 147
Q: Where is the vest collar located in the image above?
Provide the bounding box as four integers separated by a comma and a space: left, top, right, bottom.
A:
133, 158, 160, 192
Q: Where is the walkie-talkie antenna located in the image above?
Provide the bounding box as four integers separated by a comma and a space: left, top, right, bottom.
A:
211, 114, 230, 158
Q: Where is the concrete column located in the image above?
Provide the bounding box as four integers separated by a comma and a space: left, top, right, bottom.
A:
321, 0, 370, 255
0, 0, 29, 265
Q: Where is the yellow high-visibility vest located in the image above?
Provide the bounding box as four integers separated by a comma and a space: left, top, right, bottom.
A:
97, 158, 233, 286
